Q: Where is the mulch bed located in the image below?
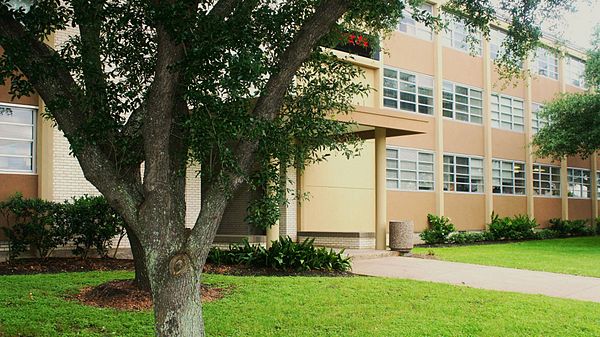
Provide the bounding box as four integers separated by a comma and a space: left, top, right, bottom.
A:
0, 257, 135, 275
72, 279, 230, 311
0, 257, 352, 277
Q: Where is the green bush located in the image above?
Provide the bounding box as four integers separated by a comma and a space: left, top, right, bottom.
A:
535, 229, 560, 240
67, 195, 125, 258
0, 194, 69, 259
207, 236, 351, 272
447, 231, 488, 244
420, 214, 456, 244
548, 218, 593, 237
488, 212, 537, 240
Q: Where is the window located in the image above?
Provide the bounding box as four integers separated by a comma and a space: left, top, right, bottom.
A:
386, 147, 434, 191
535, 47, 559, 80
567, 168, 590, 198
443, 154, 484, 193
566, 56, 586, 88
492, 159, 525, 195
531, 103, 548, 134
0, 105, 36, 173
533, 164, 560, 196
398, 3, 433, 41
443, 19, 482, 55
491, 94, 524, 132
383, 67, 434, 115
442, 81, 483, 124
490, 28, 506, 60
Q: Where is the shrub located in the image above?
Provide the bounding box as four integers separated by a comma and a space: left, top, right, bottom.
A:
67, 195, 125, 258
447, 231, 488, 244
420, 214, 456, 245
548, 218, 593, 237
488, 212, 537, 240
207, 236, 351, 272
535, 229, 560, 240
0, 194, 69, 259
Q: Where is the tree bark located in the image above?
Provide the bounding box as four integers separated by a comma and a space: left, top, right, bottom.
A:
127, 228, 151, 291
148, 252, 205, 336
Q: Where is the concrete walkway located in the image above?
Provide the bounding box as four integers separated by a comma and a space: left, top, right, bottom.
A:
352, 256, 600, 303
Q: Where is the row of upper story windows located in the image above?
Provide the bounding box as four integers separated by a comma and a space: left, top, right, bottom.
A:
386, 147, 597, 198
383, 67, 550, 133
397, 3, 586, 88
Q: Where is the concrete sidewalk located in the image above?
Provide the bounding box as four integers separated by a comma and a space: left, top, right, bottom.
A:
352, 256, 600, 303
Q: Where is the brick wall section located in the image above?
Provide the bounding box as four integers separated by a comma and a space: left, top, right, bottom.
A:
297, 235, 375, 249
279, 167, 297, 240
185, 165, 201, 228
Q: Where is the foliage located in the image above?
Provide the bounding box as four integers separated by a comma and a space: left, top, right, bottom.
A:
207, 236, 351, 272
488, 213, 538, 240
0, 194, 125, 260
413, 237, 600, 278
548, 218, 593, 237
66, 195, 126, 258
0, 193, 68, 259
420, 214, 456, 244
535, 229, 561, 240
447, 231, 492, 245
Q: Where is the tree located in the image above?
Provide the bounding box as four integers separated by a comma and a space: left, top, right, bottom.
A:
0, 0, 572, 335
533, 27, 600, 159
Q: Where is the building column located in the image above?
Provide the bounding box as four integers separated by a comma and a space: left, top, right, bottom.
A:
591, 153, 598, 229
433, 3, 444, 216
524, 58, 535, 218
482, 33, 493, 224
266, 222, 280, 248
375, 127, 387, 250
561, 158, 569, 220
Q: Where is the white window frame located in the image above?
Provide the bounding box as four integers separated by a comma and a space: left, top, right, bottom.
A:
492, 159, 526, 195
490, 28, 507, 60
566, 56, 586, 88
0, 103, 37, 174
383, 67, 434, 115
442, 81, 483, 124
398, 3, 433, 41
443, 154, 484, 193
533, 164, 560, 197
443, 19, 482, 55
535, 47, 559, 80
491, 93, 524, 132
531, 103, 548, 134
567, 168, 591, 199
386, 147, 434, 192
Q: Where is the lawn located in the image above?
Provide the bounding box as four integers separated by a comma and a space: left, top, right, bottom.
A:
413, 236, 600, 277
2, 271, 600, 336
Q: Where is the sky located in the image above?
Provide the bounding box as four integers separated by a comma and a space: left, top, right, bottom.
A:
545, 0, 599, 50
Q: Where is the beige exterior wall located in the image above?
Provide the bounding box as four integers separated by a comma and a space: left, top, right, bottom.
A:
444, 194, 486, 230
388, 191, 435, 232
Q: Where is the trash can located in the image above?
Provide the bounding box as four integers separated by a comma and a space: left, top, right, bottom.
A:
389, 220, 414, 253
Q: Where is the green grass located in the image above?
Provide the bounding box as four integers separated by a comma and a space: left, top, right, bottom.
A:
413, 236, 600, 277
2, 271, 600, 336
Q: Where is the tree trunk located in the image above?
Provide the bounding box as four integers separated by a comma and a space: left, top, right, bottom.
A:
127, 228, 151, 291
148, 252, 205, 336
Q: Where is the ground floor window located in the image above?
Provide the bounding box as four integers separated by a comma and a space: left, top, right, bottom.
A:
533, 164, 560, 196
443, 154, 484, 193
567, 168, 590, 198
0, 104, 36, 173
492, 159, 525, 195
386, 147, 434, 191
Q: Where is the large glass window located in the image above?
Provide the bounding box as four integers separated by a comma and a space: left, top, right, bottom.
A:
442, 81, 483, 124
443, 19, 482, 55
398, 3, 433, 41
533, 164, 560, 196
567, 168, 590, 198
566, 56, 586, 88
531, 103, 548, 134
0, 105, 36, 173
443, 154, 484, 193
383, 67, 434, 115
491, 93, 524, 132
492, 159, 525, 195
490, 28, 507, 60
535, 47, 559, 80
386, 147, 434, 191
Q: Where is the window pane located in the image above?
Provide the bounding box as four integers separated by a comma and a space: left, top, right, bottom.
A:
0, 140, 32, 156
0, 124, 34, 140
0, 156, 32, 171
0, 107, 34, 124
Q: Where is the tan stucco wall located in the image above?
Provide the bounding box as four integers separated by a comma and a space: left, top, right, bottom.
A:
300, 141, 375, 233
444, 193, 486, 230
443, 120, 484, 156
491, 129, 526, 161
384, 33, 434, 75
493, 195, 527, 218
569, 198, 593, 221
442, 48, 484, 88
534, 197, 562, 227
387, 191, 435, 232
531, 76, 561, 103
